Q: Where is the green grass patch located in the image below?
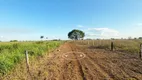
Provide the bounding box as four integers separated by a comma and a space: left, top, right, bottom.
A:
0, 41, 63, 76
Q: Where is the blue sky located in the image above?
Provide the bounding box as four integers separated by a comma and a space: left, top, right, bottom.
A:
0, 0, 142, 41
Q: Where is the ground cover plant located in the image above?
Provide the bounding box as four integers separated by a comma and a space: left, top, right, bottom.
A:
0, 41, 62, 76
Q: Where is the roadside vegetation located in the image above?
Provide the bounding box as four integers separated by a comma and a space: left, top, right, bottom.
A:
76, 39, 142, 54
0, 41, 63, 76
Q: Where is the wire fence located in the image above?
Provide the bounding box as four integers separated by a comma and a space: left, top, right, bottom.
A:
74, 39, 142, 59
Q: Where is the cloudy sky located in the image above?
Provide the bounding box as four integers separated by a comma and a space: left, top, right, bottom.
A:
0, 0, 142, 41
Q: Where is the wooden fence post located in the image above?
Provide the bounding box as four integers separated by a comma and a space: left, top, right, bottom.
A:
111, 42, 114, 51
25, 50, 29, 69
88, 40, 89, 45
93, 40, 94, 46
140, 44, 142, 59
25, 50, 33, 80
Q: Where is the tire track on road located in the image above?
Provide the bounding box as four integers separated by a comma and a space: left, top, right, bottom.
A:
73, 43, 114, 80
69, 43, 87, 80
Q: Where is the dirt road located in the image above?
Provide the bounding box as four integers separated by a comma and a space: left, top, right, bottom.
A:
2, 42, 142, 80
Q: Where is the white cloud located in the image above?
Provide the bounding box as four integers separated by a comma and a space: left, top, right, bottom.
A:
86, 28, 119, 39
0, 36, 3, 38
85, 33, 101, 38
77, 25, 84, 28
0, 36, 9, 41
135, 23, 142, 28
75, 25, 120, 39
137, 23, 142, 26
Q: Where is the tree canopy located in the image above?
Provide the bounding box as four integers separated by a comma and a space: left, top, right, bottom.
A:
68, 29, 85, 40
40, 36, 44, 39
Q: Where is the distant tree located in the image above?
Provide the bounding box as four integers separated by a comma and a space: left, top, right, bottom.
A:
10, 40, 18, 42
111, 38, 115, 40
68, 29, 85, 40
52, 39, 58, 41
40, 36, 44, 40
139, 37, 142, 39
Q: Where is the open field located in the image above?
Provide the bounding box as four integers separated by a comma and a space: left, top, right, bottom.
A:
1, 40, 142, 80
0, 41, 63, 77
1, 0, 142, 80
76, 39, 142, 54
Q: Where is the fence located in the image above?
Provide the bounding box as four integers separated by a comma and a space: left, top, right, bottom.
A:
140, 44, 142, 59
75, 39, 142, 59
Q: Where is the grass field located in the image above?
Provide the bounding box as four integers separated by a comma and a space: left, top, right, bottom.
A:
76, 39, 142, 54
0, 41, 63, 76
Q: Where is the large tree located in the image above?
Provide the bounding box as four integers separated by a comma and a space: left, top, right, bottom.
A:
68, 29, 85, 40
40, 36, 44, 40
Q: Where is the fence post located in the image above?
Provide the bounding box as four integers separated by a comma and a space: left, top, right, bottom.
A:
111, 42, 114, 51
88, 40, 89, 45
25, 50, 33, 80
140, 44, 142, 59
93, 40, 94, 46
25, 50, 29, 68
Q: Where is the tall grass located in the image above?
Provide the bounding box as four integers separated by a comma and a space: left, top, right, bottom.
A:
0, 41, 62, 76
76, 39, 142, 54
